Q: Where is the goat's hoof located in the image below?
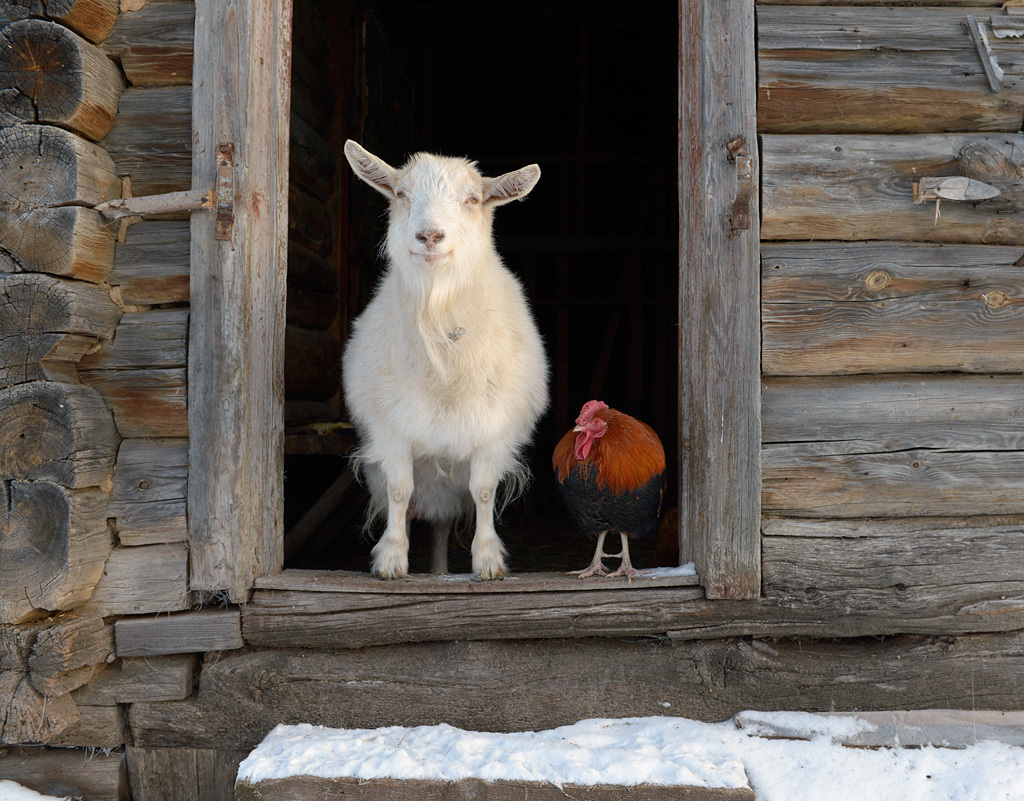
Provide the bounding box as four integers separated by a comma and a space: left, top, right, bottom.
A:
370, 546, 409, 580
473, 561, 507, 581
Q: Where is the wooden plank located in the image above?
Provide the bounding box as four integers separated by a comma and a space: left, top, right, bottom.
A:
763, 447, 1024, 517
128, 632, 1024, 750
759, 5, 1024, 134
763, 374, 1024, 451
2, 0, 120, 44
0, 19, 125, 140
0, 482, 111, 624
80, 368, 188, 438
762, 517, 1024, 616
49, 704, 126, 748
0, 273, 121, 385
115, 609, 242, 657
108, 220, 190, 305
77, 543, 190, 616
102, 0, 194, 86
1, 674, 81, 743
126, 747, 248, 801
237, 776, 752, 801
735, 709, 1024, 748
189, 0, 291, 600
762, 243, 1024, 374
80, 308, 187, 371
108, 438, 188, 545
762, 133, 1024, 243
0, 747, 127, 801
27, 614, 114, 688
101, 86, 192, 196
679, 0, 761, 599
73, 654, 195, 704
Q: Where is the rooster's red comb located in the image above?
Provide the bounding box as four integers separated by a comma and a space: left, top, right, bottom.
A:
575, 400, 609, 426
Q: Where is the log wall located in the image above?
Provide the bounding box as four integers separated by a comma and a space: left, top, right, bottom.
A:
4, 4, 1024, 801
756, 1, 1024, 638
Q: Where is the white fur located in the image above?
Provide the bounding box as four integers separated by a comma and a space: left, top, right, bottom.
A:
342, 141, 549, 580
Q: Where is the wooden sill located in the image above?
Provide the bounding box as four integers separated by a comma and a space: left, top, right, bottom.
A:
254, 568, 701, 593
243, 568, 705, 649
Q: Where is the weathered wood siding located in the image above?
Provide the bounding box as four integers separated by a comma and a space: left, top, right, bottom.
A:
756, 2, 1024, 620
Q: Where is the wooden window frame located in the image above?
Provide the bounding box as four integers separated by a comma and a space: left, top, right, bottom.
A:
187, 0, 760, 606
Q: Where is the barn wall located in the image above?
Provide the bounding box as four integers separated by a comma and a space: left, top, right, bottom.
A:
756, 1, 1024, 609
2, 2, 1024, 801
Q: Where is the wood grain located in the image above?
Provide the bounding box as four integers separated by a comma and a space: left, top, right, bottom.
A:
188, 0, 291, 600
762, 243, 1024, 374
0, 19, 124, 140
758, 6, 1024, 133
48, 703, 125, 748
237, 776, 753, 801
114, 609, 242, 657
80, 308, 187, 371
103, 0, 194, 86
0, 381, 119, 487
73, 654, 195, 705
0, 125, 118, 281
0, 746, 127, 801
679, 0, 761, 599
125, 747, 248, 801
108, 220, 190, 305
80, 367, 187, 438
128, 633, 1024, 750
3, 0, 120, 43
108, 438, 188, 545
762, 134, 1024, 244
77, 543, 190, 616
101, 86, 192, 196
0, 273, 120, 385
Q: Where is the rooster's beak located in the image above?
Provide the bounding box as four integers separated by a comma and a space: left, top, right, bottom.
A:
572, 425, 584, 433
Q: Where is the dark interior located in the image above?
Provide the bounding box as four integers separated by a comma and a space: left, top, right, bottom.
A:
283, 0, 680, 573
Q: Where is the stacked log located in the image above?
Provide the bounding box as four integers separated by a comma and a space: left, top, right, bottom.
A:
756, 3, 1024, 612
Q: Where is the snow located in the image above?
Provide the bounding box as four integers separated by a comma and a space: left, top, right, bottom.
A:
237, 713, 1024, 801
0, 781, 69, 801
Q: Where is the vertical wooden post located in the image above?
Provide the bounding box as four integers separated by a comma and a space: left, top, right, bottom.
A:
678, 0, 761, 599
189, 0, 292, 600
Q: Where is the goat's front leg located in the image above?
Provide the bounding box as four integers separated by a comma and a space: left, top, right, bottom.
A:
371, 451, 414, 579
469, 448, 508, 580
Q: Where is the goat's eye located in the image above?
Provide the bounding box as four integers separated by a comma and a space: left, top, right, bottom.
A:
395, 189, 407, 200
465, 195, 480, 206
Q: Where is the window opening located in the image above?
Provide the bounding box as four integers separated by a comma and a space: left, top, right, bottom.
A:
283, 0, 680, 576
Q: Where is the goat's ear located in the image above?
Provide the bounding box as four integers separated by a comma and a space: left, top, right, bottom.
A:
344, 140, 397, 198
484, 165, 541, 206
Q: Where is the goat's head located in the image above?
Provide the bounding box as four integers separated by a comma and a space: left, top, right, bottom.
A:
344, 140, 540, 274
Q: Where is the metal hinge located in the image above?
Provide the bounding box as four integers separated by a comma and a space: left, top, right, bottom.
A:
726, 136, 754, 235
93, 142, 235, 239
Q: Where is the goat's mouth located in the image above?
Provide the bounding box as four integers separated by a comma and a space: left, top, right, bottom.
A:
414, 251, 451, 265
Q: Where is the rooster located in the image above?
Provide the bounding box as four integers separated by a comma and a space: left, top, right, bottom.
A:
553, 400, 666, 579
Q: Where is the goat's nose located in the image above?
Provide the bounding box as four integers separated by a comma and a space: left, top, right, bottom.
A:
416, 229, 445, 246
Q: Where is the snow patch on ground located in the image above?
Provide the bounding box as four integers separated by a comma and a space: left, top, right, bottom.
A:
237, 713, 1024, 800
0, 781, 69, 801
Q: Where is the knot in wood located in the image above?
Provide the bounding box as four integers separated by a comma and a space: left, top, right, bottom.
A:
865, 270, 891, 290
983, 291, 1008, 308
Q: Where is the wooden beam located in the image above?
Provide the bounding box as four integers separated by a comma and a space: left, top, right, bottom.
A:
125, 747, 247, 801
762, 243, 1024, 375
102, 0, 194, 86
77, 543, 190, 616
0, 273, 121, 385
108, 221, 190, 305
188, 0, 291, 600
679, 0, 761, 598
107, 438, 188, 545
237, 776, 753, 801
73, 654, 195, 705
0, 19, 124, 141
3, 0, 120, 44
79, 367, 187, 438
128, 632, 1024, 751
761, 134, 1024, 244
0, 479, 112, 622
114, 609, 242, 657
0, 746, 127, 801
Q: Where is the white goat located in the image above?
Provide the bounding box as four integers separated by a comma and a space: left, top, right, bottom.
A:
342, 140, 549, 580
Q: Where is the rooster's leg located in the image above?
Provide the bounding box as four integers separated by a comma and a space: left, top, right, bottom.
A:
569, 531, 611, 578
605, 533, 646, 582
